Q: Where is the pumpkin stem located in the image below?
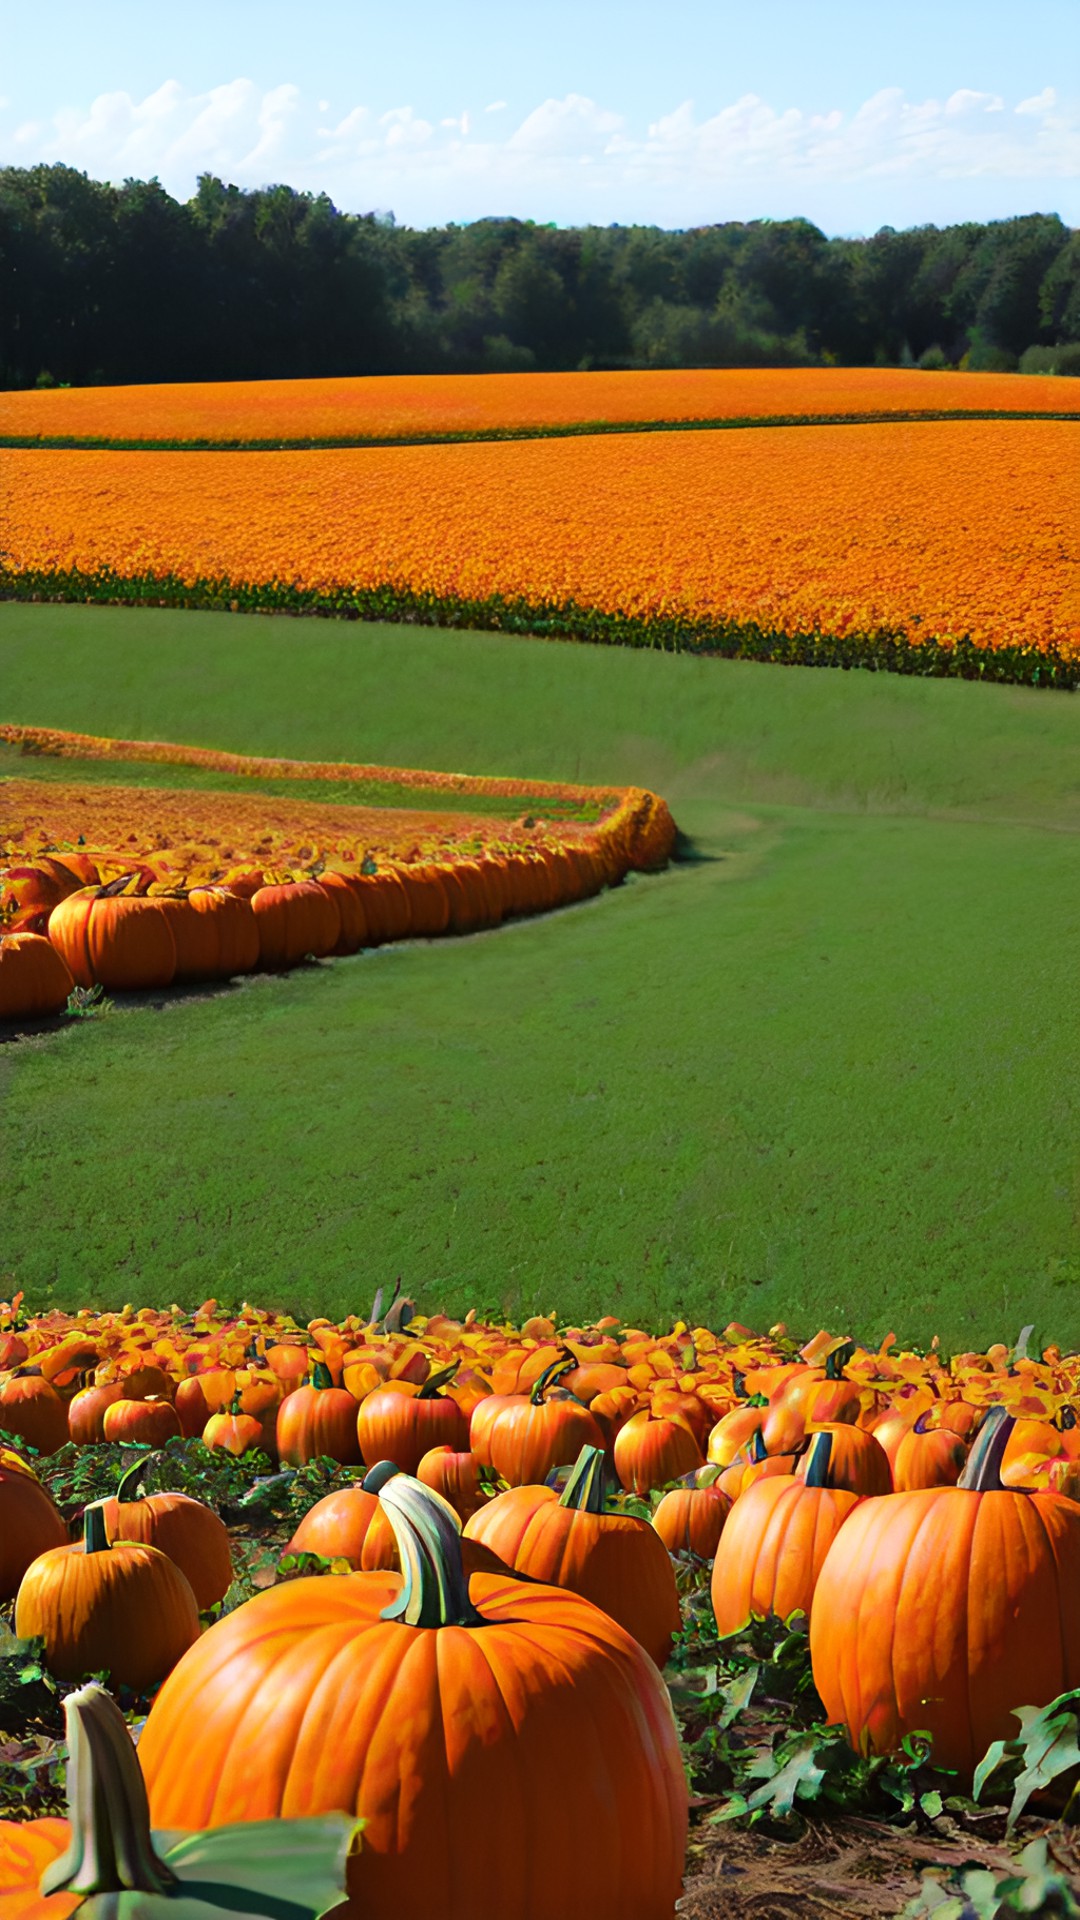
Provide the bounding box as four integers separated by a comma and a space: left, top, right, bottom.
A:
40, 1683, 177, 1898
416, 1363, 458, 1401
529, 1355, 576, 1405
362, 1460, 400, 1494
957, 1406, 1014, 1492
824, 1340, 855, 1382
311, 1361, 335, 1391
378, 1475, 484, 1630
747, 1428, 767, 1465
802, 1430, 834, 1488
558, 1444, 607, 1512
115, 1450, 163, 1504
83, 1502, 111, 1554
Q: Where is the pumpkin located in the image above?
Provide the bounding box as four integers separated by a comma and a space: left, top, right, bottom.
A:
249, 880, 340, 969
465, 1444, 681, 1667
614, 1409, 703, 1495
810, 1409, 1080, 1778
392, 863, 450, 938
0, 933, 75, 1020
153, 888, 260, 981
893, 1412, 967, 1491
652, 1482, 731, 1559
352, 870, 412, 944
48, 886, 176, 991
801, 1345, 863, 1429
137, 1475, 689, 1920
314, 871, 368, 954
706, 1403, 768, 1467
0, 1458, 69, 1601
356, 1364, 468, 1474
101, 1397, 182, 1448
712, 1431, 862, 1634
416, 1444, 487, 1522
470, 1356, 605, 1488
99, 1457, 233, 1612
15, 1503, 200, 1691
276, 1361, 364, 1467
0, 1369, 70, 1455
202, 1398, 267, 1458
794, 1422, 891, 1496
287, 1485, 398, 1570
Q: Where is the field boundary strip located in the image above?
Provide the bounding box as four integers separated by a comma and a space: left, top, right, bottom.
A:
3, 571, 1076, 691
3, 406, 1080, 452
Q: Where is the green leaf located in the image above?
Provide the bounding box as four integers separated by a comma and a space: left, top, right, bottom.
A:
745, 1735, 827, 1817
919, 1788, 943, 1819
157, 1813, 361, 1919
973, 1690, 1080, 1831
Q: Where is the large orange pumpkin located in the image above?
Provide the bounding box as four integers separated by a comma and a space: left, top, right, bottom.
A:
48, 886, 176, 991
712, 1431, 861, 1633
810, 1408, 1080, 1778
415, 1444, 487, 1522
137, 1475, 688, 1920
652, 1481, 731, 1559
154, 888, 260, 980
287, 1484, 398, 1570
0, 1370, 70, 1455
470, 1356, 604, 1487
464, 1443, 681, 1667
249, 880, 340, 969
893, 1412, 967, 1491
794, 1422, 891, 1496
101, 1396, 182, 1448
614, 1409, 703, 1494
15, 1503, 200, 1691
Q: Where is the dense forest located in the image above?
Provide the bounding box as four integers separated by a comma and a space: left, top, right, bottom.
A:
1, 163, 1078, 389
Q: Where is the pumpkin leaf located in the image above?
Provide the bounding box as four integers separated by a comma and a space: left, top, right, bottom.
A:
743, 1734, 828, 1818
972, 1688, 1080, 1831
72, 1816, 361, 1920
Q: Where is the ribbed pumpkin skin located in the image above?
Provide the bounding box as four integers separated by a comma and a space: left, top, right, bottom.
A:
287, 1488, 398, 1569
416, 1446, 485, 1522
614, 1412, 703, 1495
100, 1490, 233, 1611
0, 1816, 75, 1920
277, 1382, 364, 1466
795, 1424, 892, 1497
810, 1487, 1080, 1779
652, 1485, 731, 1559
15, 1538, 200, 1690
893, 1425, 967, 1491
102, 1397, 182, 1448
0, 1465, 69, 1600
0, 933, 75, 1018
0, 1374, 70, 1455
465, 1485, 681, 1667
315, 872, 368, 954
66, 1379, 125, 1446
137, 1570, 688, 1920
48, 892, 176, 991
155, 889, 260, 980
356, 1387, 468, 1476
474, 1395, 605, 1488
711, 1474, 860, 1634
250, 881, 340, 969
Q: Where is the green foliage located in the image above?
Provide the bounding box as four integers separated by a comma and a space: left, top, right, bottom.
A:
904, 1838, 1080, 1918
3, 604, 1080, 1343
64, 983, 113, 1019
974, 1690, 1080, 1831
1019, 342, 1080, 377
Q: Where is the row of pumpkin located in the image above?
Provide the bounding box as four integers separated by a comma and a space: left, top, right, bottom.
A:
0, 784, 675, 1016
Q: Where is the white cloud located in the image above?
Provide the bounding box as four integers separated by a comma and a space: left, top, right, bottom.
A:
3, 79, 1077, 227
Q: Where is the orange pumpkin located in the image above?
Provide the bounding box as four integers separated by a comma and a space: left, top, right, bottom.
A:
277, 1361, 364, 1467
202, 1399, 266, 1458
101, 1396, 182, 1448
652, 1482, 731, 1559
154, 887, 260, 981
0, 933, 75, 1020
893, 1413, 967, 1491
795, 1422, 891, 1497
470, 1356, 605, 1487
0, 1458, 69, 1602
810, 1409, 1080, 1778
712, 1431, 861, 1633
15, 1503, 200, 1691
0, 1370, 70, 1455
137, 1476, 688, 1920
48, 885, 176, 991
465, 1444, 681, 1666
356, 1365, 469, 1475
416, 1445, 487, 1522
614, 1410, 703, 1495
99, 1457, 233, 1612
250, 880, 340, 969
287, 1485, 398, 1570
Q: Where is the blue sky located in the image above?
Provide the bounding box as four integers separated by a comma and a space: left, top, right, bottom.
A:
2, 0, 1077, 232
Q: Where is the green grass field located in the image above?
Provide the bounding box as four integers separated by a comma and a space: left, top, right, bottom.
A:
2, 600, 1078, 1347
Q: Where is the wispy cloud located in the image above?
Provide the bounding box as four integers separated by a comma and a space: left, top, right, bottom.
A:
2, 80, 1076, 227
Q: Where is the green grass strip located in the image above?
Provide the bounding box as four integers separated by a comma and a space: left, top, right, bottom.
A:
2, 407, 1079, 453
3, 567, 1075, 692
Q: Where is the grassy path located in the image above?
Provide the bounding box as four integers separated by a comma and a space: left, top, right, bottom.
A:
2, 602, 1078, 1344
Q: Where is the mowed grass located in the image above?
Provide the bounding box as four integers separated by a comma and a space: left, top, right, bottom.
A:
1, 601, 1078, 1347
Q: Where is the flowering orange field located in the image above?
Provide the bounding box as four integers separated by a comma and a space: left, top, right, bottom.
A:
4, 421, 1077, 669
3, 365, 1078, 445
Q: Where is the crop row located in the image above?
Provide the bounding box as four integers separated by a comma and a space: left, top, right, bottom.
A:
3, 365, 1079, 446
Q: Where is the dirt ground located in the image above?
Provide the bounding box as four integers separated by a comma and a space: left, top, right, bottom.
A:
677, 1807, 1080, 1917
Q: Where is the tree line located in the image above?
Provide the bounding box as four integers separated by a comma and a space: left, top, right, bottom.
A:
2, 163, 1078, 390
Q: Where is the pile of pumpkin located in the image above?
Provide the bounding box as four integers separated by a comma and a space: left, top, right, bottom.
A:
2, 1300, 1080, 1919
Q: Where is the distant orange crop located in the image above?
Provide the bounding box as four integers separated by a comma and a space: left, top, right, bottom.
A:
3, 367, 1078, 446
4, 421, 1077, 663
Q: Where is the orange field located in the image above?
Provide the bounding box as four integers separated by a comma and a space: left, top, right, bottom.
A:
4, 420, 1077, 661
3, 365, 1079, 444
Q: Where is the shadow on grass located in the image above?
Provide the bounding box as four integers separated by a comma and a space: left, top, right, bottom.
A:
672, 828, 723, 864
